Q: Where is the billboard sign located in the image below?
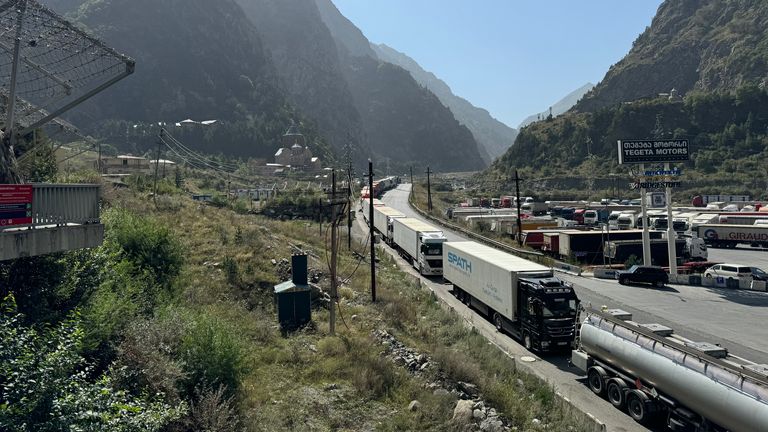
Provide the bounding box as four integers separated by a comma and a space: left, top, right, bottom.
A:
618, 139, 689, 164
629, 181, 681, 190
0, 184, 33, 227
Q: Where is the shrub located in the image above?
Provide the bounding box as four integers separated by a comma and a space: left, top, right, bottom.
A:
0, 295, 185, 431
223, 256, 239, 286
180, 311, 248, 398
103, 208, 184, 288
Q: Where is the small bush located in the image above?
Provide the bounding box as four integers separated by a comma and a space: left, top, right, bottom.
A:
352, 354, 398, 398
432, 347, 482, 384
103, 208, 183, 287
223, 256, 239, 285
180, 311, 248, 398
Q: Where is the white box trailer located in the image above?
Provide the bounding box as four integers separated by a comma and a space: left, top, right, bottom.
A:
697, 223, 768, 248
443, 241, 579, 352
391, 218, 446, 275
372, 206, 405, 243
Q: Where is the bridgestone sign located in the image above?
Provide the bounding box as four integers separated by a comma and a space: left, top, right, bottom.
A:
618, 139, 689, 164
629, 181, 681, 190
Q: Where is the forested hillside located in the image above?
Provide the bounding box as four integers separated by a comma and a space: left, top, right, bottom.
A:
490, 85, 768, 197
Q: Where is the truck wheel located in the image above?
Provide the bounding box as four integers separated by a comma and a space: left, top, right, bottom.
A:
626, 390, 657, 425
493, 313, 504, 332
587, 367, 607, 397
654, 280, 664, 288
606, 378, 627, 408
618, 276, 627, 285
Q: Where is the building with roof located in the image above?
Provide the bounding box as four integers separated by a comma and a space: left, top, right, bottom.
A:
273, 121, 321, 172
100, 155, 150, 174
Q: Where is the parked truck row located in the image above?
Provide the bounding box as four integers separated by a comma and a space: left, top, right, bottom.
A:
365, 204, 581, 353
572, 308, 768, 431
365, 204, 447, 276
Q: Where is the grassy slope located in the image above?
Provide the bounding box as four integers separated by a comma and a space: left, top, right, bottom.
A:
104, 176, 585, 431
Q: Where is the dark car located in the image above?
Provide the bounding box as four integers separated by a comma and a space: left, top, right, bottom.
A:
616, 265, 669, 288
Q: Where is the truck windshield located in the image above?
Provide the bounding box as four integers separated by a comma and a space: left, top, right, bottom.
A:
421, 243, 443, 256
541, 298, 577, 318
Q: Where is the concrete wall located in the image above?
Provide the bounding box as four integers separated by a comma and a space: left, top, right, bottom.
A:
0, 224, 104, 261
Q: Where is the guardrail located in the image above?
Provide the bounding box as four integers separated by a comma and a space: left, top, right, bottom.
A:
32, 184, 100, 226
406, 187, 582, 275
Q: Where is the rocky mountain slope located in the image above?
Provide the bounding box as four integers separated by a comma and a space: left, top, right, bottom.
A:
372, 43, 518, 164
44, 0, 300, 159
518, 82, 594, 128
575, 0, 768, 112
42, 0, 485, 171
311, 0, 485, 170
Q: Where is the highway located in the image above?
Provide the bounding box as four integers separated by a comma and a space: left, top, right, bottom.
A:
382, 184, 768, 365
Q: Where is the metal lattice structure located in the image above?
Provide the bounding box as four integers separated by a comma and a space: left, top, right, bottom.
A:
0, 0, 134, 181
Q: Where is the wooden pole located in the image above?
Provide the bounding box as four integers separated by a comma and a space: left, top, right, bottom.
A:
369, 160, 376, 302
330, 170, 338, 335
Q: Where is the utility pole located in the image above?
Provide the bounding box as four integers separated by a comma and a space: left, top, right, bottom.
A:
409, 166, 413, 184
347, 163, 352, 250
97, 139, 102, 174
153, 129, 163, 200
514, 170, 523, 247
425, 166, 433, 211
330, 170, 338, 335
368, 160, 376, 302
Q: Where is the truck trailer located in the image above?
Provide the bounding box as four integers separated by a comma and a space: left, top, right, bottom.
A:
572, 309, 768, 430
391, 218, 447, 276
559, 229, 664, 264
372, 206, 405, 244
697, 223, 768, 248
443, 242, 580, 352
604, 236, 707, 265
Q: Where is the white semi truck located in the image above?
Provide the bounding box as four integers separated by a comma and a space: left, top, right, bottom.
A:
391, 218, 447, 276
443, 242, 580, 352
697, 223, 768, 248
372, 206, 405, 244
572, 309, 768, 430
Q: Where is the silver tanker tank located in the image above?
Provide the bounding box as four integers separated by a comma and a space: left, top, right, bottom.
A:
579, 312, 768, 431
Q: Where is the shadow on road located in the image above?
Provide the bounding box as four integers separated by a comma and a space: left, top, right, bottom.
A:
702, 286, 768, 307
623, 283, 680, 293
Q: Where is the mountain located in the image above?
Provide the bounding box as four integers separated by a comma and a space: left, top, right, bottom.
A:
42, 0, 304, 160
371, 43, 518, 164
574, 0, 768, 112
232, 0, 364, 165
42, 0, 485, 171
518, 83, 594, 128
488, 0, 768, 196
311, 0, 485, 171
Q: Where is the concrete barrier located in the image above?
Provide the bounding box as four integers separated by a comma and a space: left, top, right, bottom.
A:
553, 262, 583, 276
593, 268, 618, 280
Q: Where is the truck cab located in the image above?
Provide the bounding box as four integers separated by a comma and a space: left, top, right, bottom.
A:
418, 234, 446, 275
513, 276, 580, 352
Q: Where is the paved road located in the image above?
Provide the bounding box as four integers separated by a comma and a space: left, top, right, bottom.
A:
708, 245, 768, 269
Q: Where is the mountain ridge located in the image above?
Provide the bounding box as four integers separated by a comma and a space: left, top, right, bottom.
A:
371, 42, 517, 163
518, 83, 594, 128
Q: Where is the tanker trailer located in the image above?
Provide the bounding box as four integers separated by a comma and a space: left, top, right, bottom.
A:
571, 309, 768, 431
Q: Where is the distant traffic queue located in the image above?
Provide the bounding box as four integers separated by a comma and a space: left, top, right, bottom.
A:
360, 176, 400, 200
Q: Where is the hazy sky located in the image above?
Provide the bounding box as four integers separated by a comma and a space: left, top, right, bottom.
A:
332, 0, 663, 128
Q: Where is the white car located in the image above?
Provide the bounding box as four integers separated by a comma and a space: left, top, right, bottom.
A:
703, 264, 767, 281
